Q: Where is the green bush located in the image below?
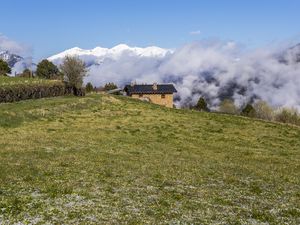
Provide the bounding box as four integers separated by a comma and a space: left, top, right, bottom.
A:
241, 104, 256, 117
104, 82, 118, 91
36, 59, 61, 79
85, 82, 94, 93
195, 97, 209, 111
0, 59, 11, 76
0, 79, 73, 103
18, 69, 33, 78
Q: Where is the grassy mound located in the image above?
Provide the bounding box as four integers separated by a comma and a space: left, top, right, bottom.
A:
0, 77, 67, 103
0, 94, 299, 224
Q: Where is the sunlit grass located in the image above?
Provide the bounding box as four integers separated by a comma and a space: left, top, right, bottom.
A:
0, 94, 299, 224
0, 76, 61, 87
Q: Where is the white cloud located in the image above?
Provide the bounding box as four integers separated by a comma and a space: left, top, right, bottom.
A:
189, 30, 201, 35
0, 34, 30, 55
50, 40, 300, 110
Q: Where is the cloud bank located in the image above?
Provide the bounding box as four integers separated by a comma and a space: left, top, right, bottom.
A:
0, 34, 29, 55
0, 34, 33, 74
81, 41, 300, 110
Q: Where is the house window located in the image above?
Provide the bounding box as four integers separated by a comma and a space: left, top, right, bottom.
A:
161, 94, 166, 99
139, 94, 143, 98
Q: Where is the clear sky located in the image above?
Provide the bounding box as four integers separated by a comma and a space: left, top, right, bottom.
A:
1, 0, 300, 60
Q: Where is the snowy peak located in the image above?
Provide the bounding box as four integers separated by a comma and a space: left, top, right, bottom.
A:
111, 44, 131, 51
0, 50, 24, 67
48, 44, 171, 62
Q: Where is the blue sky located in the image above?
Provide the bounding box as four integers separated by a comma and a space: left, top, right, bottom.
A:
1, 0, 300, 60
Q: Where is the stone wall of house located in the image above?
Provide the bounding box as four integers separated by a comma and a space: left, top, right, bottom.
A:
131, 93, 174, 108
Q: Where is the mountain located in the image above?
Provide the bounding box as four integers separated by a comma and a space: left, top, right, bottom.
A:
0, 50, 24, 67
278, 43, 300, 64
48, 42, 300, 110
0, 51, 35, 75
48, 44, 172, 65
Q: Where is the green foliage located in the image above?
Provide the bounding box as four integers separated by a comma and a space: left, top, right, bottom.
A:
19, 68, 32, 78
219, 99, 238, 114
60, 56, 87, 88
0, 59, 11, 75
0, 77, 70, 103
241, 103, 256, 117
104, 82, 118, 91
253, 100, 274, 121
36, 59, 60, 79
85, 82, 94, 93
195, 97, 209, 111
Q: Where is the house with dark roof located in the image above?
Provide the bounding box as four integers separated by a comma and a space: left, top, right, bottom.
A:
124, 83, 177, 108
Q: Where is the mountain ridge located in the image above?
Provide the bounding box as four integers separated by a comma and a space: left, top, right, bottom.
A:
0, 50, 24, 67
48, 44, 172, 62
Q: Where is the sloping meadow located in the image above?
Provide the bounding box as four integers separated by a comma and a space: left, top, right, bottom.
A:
0, 94, 299, 224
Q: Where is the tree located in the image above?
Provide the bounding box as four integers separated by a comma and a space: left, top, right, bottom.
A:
219, 99, 238, 114
104, 82, 118, 91
195, 97, 209, 111
19, 68, 32, 78
241, 103, 256, 117
253, 100, 274, 121
85, 82, 94, 93
60, 56, 87, 88
274, 108, 300, 126
36, 59, 60, 79
0, 59, 11, 76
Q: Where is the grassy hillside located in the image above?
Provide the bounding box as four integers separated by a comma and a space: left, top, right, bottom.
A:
0, 76, 60, 87
0, 94, 299, 224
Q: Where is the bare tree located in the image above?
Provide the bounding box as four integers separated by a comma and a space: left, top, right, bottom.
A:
253, 100, 274, 121
219, 99, 238, 114
60, 56, 87, 88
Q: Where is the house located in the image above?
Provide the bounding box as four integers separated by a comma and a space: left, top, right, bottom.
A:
124, 83, 177, 108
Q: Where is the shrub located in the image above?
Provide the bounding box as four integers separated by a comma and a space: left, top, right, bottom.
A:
0, 80, 68, 103
274, 108, 300, 126
219, 99, 238, 114
36, 59, 61, 79
64, 82, 86, 97
85, 82, 94, 93
18, 69, 33, 78
104, 82, 118, 91
253, 100, 274, 121
241, 104, 256, 117
195, 97, 209, 111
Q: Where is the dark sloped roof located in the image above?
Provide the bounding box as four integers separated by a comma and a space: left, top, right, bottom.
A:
124, 84, 177, 95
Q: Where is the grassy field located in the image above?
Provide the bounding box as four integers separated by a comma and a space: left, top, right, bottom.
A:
0, 94, 299, 224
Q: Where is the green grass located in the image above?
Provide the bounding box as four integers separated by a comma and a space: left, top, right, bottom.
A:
0, 94, 299, 224
0, 76, 61, 87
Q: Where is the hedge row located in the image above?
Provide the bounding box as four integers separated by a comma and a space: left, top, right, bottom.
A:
0, 81, 85, 103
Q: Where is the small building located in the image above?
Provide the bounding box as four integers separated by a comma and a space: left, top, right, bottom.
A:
124, 83, 177, 108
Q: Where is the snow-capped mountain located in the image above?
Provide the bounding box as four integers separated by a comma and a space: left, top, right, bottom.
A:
48, 44, 172, 63
48, 42, 300, 110
0, 51, 35, 75
0, 50, 24, 67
